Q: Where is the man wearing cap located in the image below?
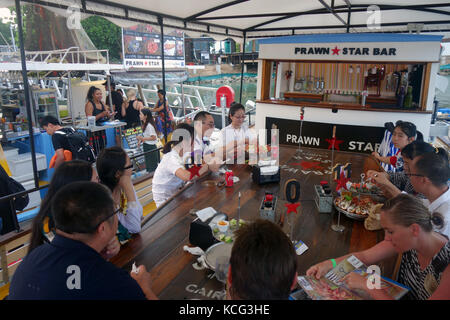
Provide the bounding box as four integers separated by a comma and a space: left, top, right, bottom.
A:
103, 81, 125, 146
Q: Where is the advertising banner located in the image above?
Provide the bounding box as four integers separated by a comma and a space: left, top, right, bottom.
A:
122, 24, 185, 68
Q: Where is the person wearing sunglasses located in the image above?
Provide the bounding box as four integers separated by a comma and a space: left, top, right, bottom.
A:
8, 182, 157, 300
366, 141, 436, 199
407, 149, 450, 238
96, 147, 143, 242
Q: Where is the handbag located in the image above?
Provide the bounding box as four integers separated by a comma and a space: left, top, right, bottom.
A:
189, 212, 228, 251
6, 177, 29, 211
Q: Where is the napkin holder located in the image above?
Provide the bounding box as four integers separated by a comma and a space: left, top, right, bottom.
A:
189, 212, 228, 251
252, 161, 280, 185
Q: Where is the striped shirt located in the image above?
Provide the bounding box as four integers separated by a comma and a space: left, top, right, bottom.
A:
397, 240, 450, 300
388, 172, 425, 199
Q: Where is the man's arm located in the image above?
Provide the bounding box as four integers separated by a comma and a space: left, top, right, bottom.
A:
54, 148, 65, 168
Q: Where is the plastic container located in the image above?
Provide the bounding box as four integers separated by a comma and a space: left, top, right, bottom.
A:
3, 146, 19, 160
88, 116, 96, 127
8, 153, 47, 177
314, 185, 333, 213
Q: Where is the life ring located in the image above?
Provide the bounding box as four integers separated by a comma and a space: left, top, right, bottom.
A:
215, 86, 235, 108
49, 150, 73, 168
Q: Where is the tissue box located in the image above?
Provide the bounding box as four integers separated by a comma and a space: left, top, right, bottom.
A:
252, 165, 280, 185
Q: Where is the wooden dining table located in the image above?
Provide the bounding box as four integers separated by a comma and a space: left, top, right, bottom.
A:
110, 145, 397, 300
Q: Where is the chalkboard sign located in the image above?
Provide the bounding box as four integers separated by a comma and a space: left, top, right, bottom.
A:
122, 126, 145, 170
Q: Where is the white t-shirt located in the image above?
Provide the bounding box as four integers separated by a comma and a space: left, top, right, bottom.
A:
219, 124, 253, 147
143, 123, 158, 145
193, 135, 214, 163
152, 149, 185, 207
117, 188, 142, 234
422, 187, 450, 238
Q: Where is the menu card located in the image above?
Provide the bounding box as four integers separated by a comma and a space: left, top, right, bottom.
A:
297, 255, 409, 300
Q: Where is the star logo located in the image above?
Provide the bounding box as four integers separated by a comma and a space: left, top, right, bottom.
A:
335, 171, 350, 192
332, 46, 341, 55
285, 202, 300, 215
291, 161, 323, 171
188, 165, 202, 179
325, 137, 344, 150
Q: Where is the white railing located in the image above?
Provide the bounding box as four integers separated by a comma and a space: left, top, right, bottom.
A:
0, 47, 109, 65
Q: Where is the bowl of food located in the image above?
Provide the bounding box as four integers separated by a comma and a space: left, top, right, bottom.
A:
217, 220, 229, 233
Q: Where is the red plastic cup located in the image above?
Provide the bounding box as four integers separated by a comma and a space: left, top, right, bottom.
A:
225, 171, 234, 187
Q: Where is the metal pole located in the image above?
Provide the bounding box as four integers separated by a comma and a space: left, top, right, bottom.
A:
10, 24, 16, 51
159, 16, 168, 144
67, 71, 75, 125
239, 32, 246, 104
16, 0, 39, 189
107, 74, 113, 113
181, 82, 186, 117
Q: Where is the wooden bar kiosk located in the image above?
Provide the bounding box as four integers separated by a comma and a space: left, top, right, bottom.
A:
255, 33, 443, 152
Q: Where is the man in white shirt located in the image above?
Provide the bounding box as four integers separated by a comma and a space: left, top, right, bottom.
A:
193, 111, 215, 165
193, 111, 222, 171
407, 150, 450, 237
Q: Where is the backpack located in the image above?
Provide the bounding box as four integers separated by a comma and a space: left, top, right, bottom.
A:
55, 128, 96, 163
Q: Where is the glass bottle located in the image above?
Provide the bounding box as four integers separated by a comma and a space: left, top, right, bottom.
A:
404, 86, 413, 109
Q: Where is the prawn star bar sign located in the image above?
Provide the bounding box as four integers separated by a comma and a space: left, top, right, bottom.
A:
258, 34, 442, 62
294, 46, 397, 57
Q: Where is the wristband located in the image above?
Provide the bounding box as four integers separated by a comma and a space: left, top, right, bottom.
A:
330, 259, 337, 268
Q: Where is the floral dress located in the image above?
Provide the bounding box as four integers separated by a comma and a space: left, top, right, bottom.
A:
155, 98, 173, 135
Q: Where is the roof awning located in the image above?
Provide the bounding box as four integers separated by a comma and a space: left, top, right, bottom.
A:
110, 69, 188, 85
12, 0, 450, 39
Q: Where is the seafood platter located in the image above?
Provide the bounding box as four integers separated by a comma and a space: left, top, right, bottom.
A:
334, 192, 382, 221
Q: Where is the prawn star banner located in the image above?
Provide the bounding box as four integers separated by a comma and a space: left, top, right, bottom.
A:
122, 24, 185, 68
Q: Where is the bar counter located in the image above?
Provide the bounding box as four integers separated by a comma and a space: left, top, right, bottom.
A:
258, 98, 432, 114
110, 145, 398, 300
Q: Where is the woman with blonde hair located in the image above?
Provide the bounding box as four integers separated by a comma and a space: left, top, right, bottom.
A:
122, 88, 144, 129
307, 194, 450, 300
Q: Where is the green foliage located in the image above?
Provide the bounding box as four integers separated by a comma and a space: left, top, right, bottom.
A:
0, 20, 12, 46
81, 16, 122, 63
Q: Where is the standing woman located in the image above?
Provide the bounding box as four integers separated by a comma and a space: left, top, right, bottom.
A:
85, 86, 114, 155
137, 108, 160, 173
150, 89, 174, 138
122, 89, 144, 129
372, 121, 423, 172
96, 147, 143, 242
